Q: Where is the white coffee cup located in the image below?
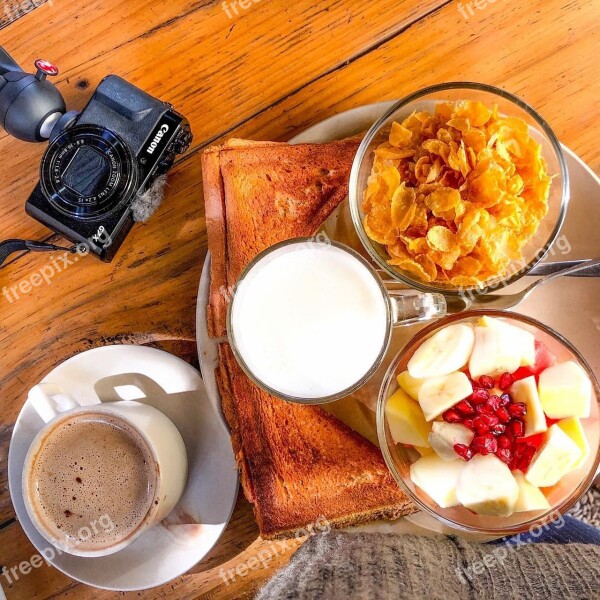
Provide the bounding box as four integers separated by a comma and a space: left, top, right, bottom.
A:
22, 383, 188, 557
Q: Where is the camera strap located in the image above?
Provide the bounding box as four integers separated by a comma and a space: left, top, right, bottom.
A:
0, 239, 84, 267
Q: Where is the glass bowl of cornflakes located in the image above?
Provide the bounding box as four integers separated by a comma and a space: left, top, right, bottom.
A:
349, 82, 570, 296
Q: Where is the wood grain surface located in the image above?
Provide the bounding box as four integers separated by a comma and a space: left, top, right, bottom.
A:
1, 0, 599, 598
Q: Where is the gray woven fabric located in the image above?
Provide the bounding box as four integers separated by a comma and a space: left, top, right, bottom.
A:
256, 532, 600, 600
569, 484, 600, 528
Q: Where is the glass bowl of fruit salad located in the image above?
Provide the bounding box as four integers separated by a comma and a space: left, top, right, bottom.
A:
377, 310, 599, 535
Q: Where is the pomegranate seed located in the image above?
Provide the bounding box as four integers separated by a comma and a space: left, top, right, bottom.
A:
478, 375, 495, 389
482, 433, 498, 454
472, 416, 490, 435
496, 447, 513, 464
498, 372, 514, 390
486, 395, 501, 411
454, 443, 473, 461
511, 442, 536, 471
462, 418, 475, 430
470, 387, 490, 404
471, 435, 488, 454
443, 409, 463, 423
500, 393, 512, 406
476, 403, 496, 416
497, 434, 512, 449
508, 403, 527, 418
496, 406, 511, 423
491, 423, 506, 435
481, 413, 499, 427
510, 419, 525, 437
455, 400, 475, 415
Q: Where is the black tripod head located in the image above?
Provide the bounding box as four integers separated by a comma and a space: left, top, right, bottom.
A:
0, 47, 66, 142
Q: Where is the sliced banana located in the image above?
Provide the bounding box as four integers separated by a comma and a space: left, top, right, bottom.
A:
408, 323, 474, 379
418, 371, 473, 421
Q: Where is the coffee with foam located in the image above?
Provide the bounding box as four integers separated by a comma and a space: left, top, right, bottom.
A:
230, 242, 389, 399
26, 412, 158, 552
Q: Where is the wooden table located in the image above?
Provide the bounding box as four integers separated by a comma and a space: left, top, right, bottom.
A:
0, 0, 598, 597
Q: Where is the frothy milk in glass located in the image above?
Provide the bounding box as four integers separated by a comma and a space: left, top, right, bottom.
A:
230, 242, 389, 399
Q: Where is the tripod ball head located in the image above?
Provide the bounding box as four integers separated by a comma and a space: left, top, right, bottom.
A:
0, 47, 66, 142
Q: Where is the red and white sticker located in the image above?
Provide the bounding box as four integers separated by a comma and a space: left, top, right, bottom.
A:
34, 59, 59, 76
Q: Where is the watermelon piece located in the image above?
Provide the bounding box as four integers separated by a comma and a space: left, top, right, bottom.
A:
512, 341, 557, 382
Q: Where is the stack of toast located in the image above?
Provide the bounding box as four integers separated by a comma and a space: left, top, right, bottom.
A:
202, 137, 415, 539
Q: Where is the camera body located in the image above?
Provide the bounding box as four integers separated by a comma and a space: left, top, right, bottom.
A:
25, 76, 192, 261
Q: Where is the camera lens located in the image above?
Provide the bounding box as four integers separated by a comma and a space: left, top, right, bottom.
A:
40, 125, 137, 220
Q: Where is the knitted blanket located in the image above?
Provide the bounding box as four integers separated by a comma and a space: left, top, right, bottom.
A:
257, 530, 600, 600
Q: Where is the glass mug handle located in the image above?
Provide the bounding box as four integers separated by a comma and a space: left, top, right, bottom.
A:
28, 383, 81, 424
387, 289, 447, 326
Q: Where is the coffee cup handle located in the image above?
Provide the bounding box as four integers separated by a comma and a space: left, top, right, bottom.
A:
387, 289, 447, 326
28, 383, 81, 423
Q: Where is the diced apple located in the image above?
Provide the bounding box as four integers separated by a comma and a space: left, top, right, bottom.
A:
525, 424, 583, 488
410, 455, 466, 508
538, 361, 592, 419
513, 472, 551, 512
456, 454, 519, 516
396, 371, 424, 401
428, 422, 475, 462
386, 388, 432, 447
478, 316, 536, 366
557, 417, 590, 469
417, 372, 473, 421
510, 376, 547, 437
469, 318, 535, 379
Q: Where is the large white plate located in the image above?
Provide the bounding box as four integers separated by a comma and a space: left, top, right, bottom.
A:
196, 102, 600, 538
8, 345, 239, 591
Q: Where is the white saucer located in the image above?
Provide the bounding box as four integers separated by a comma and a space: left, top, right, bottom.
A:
8, 345, 239, 591
197, 101, 600, 539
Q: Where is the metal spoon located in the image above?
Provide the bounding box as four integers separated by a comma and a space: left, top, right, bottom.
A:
446, 257, 600, 313
527, 259, 600, 278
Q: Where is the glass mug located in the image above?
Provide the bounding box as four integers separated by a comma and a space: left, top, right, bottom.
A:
22, 383, 188, 557
227, 238, 447, 404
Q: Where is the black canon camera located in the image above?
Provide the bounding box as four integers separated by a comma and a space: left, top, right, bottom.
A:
0, 47, 191, 262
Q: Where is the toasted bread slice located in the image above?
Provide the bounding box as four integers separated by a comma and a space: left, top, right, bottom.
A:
202, 137, 360, 337
218, 343, 416, 539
